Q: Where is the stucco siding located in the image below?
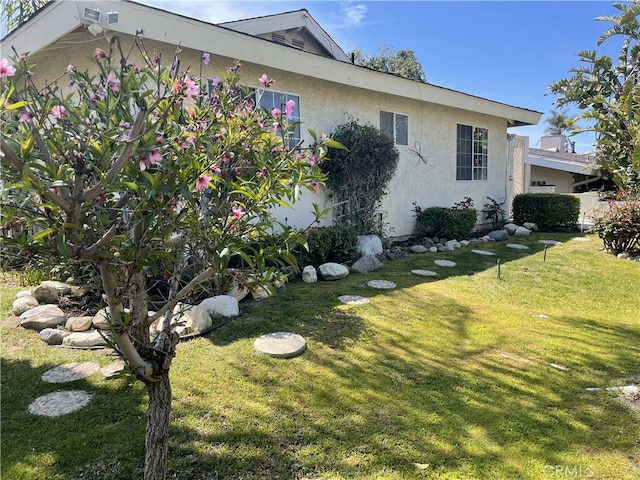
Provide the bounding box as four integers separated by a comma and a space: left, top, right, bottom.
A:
17, 29, 516, 238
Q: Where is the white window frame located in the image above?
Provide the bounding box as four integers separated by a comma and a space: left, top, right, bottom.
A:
380, 110, 408, 146
456, 124, 488, 181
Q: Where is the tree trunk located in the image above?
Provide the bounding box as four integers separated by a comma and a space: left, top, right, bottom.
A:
143, 370, 172, 480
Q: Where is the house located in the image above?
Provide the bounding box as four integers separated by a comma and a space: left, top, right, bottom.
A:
1, 0, 542, 238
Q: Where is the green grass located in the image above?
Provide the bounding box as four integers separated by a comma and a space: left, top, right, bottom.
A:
2, 232, 639, 479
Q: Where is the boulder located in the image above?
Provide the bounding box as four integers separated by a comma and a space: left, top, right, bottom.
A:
39, 328, 71, 345
487, 230, 509, 241
351, 255, 383, 274
409, 245, 428, 253
18, 305, 66, 331
62, 329, 111, 348
251, 286, 273, 301
33, 280, 71, 303
523, 222, 538, 231
445, 240, 462, 249
301, 265, 318, 283
198, 295, 239, 318
356, 235, 383, 257
66, 316, 94, 332
318, 262, 350, 280
226, 281, 250, 302
92, 307, 128, 330
514, 226, 531, 236
12, 295, 39, 316
15, 289, 33, 299
503, 223, 519, 235
157, 304, 212, 336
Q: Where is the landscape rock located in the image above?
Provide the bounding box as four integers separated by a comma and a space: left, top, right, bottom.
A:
92, 307, 128, 330
172, 304, 212, 336
445, 240, 461, 249
251, 286, 273, 301
351, 255, 384, 273
459, 240, 470, 247
65, 316, 94, 332
409, 245, 428, 253
301, 265, 318, 283
226, 281, 250, 302
514, 226, 531, 236
12, 295, 39, 316
523, 222, 538, 231
33, 280, 71, 303
39, 328, 71, 345
15, 289, 33, 299
487, 230, 509, 241
62, 329, 111, 348
198, 295, 239, 318
18, 304, 67, 331
503, 223, 519, 235
318, 262, 350, 280
357, 235, 383, 257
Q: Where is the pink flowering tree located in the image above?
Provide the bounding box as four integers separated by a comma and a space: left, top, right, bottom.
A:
0, 37, 339, 480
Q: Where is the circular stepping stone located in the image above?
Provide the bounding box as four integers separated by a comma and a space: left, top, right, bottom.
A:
28, 390, 93, 417
367, 280, 397, 289
411, 269, 438, 277
506, 243, 530, 250
101, 360, 126, 378
538, 239, 559, 245
471, 249, 496, 256
572, 237, 591, 242
41, 362, 100, 383
338, 295, 371, 305
254, 332, 307, 358
434, 260, 456, 267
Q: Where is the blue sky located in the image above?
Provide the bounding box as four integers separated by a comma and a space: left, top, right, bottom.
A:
143, 1, 624, 152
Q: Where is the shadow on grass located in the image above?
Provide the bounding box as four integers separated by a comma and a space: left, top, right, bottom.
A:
0, 356, 147, 480
167, 288, 640, 479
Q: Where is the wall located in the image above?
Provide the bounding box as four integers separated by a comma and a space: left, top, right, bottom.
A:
529, 166, 575, 193
23, 29, 512, 238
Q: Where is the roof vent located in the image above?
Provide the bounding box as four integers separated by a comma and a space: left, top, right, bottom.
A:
291, 38, 305, 49
272, 33, 286, 44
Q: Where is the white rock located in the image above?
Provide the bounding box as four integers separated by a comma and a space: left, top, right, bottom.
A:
338, 295, 371, 305
12, 296, 39, 316
523, 222, 538, 231
301, 265, 318, 283
428, 246, 438, 253
434, 259, 457, 268
459, 240, 470, 247
92, 307, 128, 330
15, 289, 33, 299
170, 304, 212, 336
503, 223, 519, 235
32, 283, 59, 304
62, 329, 110, 348
251, 286, 272, 301
445, 240, 461, 249
318, 262, 349, 280
350, 255, 383, 273
356, 235, 383, 257
226, 281, 250, 301
198, 295, 239, 318
367, 280, 396, 289
18, 304, 66, 331
409, 245, 428, 253
514, 226, 531, 236
39, 328, 71, 345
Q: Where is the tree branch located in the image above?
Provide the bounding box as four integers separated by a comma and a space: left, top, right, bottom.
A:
82, 108, 147, 203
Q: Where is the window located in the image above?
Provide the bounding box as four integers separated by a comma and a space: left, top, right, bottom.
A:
456, 124, 488, 180
207, 81, 301, 149
380, 111, 408, 146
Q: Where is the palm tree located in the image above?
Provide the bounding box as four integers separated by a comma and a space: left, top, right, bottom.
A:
543, 109, 576, 136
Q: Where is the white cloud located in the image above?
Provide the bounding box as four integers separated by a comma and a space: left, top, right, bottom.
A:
342, 3, 367, 27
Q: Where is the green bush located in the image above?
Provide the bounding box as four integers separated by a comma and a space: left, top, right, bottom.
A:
414, 206, 477, 240
591, 199, 640, 253
512, 193, 579, 229
294, 226, 358, 267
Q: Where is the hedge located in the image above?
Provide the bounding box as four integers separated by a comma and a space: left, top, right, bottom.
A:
512, 194, 579, 229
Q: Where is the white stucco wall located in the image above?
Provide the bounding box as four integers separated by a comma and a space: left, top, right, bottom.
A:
17, 28, 518, 238
530, 166, 575, 193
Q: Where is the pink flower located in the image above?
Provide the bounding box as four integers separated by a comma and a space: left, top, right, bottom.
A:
211, 76, 221, 87
94, 48, 107, 59
212, 166, 221, 175
139, 158, 147, 171
50, 105, 66, 119
232, 206, 244, 219
186, 135, 196, 146
0, 58, 16, 78
309, 181, 320, 193
195, 174, 212, 191
258, 74, 268, 85
184, 76, 199, 100
271, 107, 281, 119
18, 111, 33, 123
202, 52, 210, 65
106, 72, 120, 92
285, 99, 295, 120
66, 64, 75, 72
308, 154, 317, 166
149, 148, 161, 165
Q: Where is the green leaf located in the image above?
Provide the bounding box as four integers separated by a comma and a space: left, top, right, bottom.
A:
29, 227, 56, 242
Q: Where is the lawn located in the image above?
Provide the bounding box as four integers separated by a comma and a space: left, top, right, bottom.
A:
1, 232, 639, 479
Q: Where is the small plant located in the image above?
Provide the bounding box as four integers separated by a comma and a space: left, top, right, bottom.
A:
591, 198, 640, 253
451, 197, 474, 210
482, 196, 506, 229
293, 226, 358, 267
413, 201, 477, 240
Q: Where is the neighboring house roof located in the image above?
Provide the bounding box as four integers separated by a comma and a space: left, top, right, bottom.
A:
528, 148, 598, 176
1, 0, 542, 127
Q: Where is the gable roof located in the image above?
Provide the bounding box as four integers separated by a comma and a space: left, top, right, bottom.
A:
529, 148, 598, 175
219, 9, 351, 63
1, 0, 542, 127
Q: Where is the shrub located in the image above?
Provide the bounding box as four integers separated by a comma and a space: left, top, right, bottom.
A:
294, 226, 358, 267
512, 194, 579, 229
414, 205, 477, 240
591, 199, 640, 253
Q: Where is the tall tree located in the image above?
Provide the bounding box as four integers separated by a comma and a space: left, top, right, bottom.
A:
543, 109, 577, 136
549, 0, 640, 193
0, 39, 337, 479
352, 47, 427, 82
